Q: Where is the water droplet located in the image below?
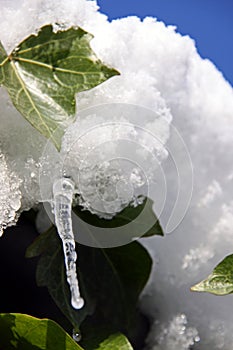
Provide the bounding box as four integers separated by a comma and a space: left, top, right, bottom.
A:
72, 296, 85, 310
72, 328, 82, 342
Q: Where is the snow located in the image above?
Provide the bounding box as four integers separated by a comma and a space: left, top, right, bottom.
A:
145, 314, 200, 350
0, 152, 21, 236
0, 0, 233, 348
198, 180, 222, 208
60, 104, 170, 221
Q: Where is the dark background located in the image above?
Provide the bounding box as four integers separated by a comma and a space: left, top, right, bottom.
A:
0, 215, 67, 324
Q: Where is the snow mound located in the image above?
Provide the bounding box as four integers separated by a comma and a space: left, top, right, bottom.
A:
0, 1, 233, 349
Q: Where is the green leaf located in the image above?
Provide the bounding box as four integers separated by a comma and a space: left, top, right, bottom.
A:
26, 227, 94, 329
0, 313, 84, 350
0, 41, 6, 83
95, 333, 133, 350
26, 226, 152, 336
79, 240, 152, 332
73, 197, 163, 238
0, 25, 119, 149
191, 254, 233, 295
76, 323, 134, 350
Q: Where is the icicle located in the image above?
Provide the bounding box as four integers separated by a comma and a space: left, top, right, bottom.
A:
53, 177, 84, 309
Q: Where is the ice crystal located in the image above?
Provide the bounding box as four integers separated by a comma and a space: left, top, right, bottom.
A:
146, 314, 200, 350
0, 152, 22, 235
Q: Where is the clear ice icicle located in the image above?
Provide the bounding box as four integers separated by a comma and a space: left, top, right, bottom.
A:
53, 177, 84, 309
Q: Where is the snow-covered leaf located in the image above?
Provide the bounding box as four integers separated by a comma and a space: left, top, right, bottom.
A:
0, 25, 119, 149
191, 254, 233, 295
73, 197, 164, 238
0, 313, 84, 349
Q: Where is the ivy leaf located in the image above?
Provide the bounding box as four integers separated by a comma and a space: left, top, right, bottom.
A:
95, 333, 133, 350
0, 25, 119, 149
191, 254, 233, 295
78, 240, 152, 332
73, 197, 164, 239
0, 313, 84, 350
26, 226, 152, 338
26, 227, 94, 329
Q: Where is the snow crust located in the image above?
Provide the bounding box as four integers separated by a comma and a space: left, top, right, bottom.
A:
145, 314, 200, 350
0, 0, 233, 348
0, 152, 21, 235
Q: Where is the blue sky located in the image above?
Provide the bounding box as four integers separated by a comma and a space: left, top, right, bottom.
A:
97, 0, 233, 86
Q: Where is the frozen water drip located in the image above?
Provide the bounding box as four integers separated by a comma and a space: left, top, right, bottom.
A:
53, 177, 84, 309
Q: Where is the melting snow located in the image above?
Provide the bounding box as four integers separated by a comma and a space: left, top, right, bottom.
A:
0, 0, 233, 348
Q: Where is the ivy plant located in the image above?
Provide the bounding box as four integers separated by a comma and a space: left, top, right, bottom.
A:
191, 254, 233, 295
0, 24, 163, 349
0, 24, 119, 149
0, 313, 133, 350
